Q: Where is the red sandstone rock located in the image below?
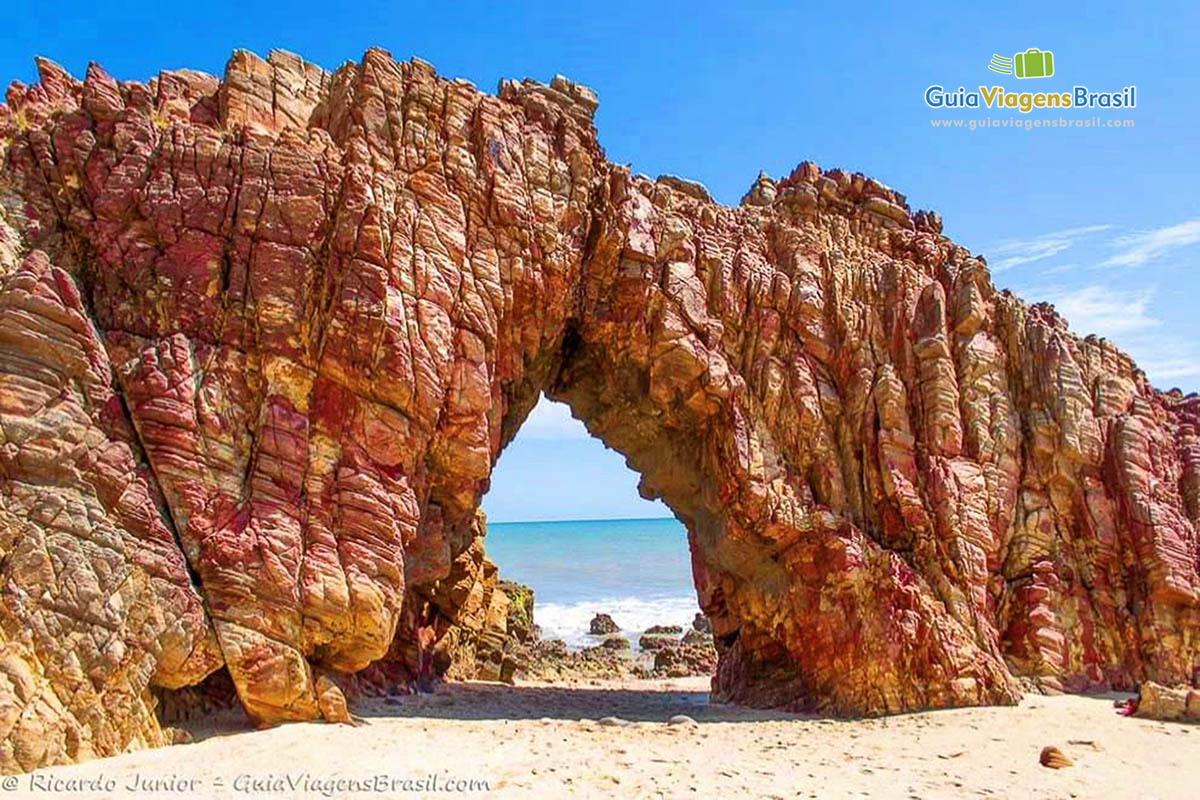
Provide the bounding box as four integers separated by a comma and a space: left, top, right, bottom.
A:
315, 674, 357, 726
417, 511, 522, 683
0, 48, 1197, 772
1133, 681, 1200, 722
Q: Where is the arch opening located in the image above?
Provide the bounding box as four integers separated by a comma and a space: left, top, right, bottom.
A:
481, 394, 705, 667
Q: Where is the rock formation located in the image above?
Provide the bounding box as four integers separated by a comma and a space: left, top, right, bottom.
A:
0, 47, 1196, 771
416, 510, 525, 684
1133, 681, 1200, 722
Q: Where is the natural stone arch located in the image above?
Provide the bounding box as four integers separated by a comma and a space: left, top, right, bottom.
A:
0, 48, 1196, 772
537, 171, 1020, 714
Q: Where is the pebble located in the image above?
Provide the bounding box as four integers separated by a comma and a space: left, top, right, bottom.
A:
668, 714, 698, 726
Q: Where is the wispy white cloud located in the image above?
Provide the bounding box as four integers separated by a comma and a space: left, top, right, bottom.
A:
516, 395, 589, 440
1132, 354, 1200, 381
1101, 217, 1200, 267
1039, 284, 1161, 337
1019, 283, 1199, 389
1038, 262, 1078, 277
988, 225, 1111, 272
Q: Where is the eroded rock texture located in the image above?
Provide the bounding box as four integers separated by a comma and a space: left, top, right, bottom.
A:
0, 48, 1197, 770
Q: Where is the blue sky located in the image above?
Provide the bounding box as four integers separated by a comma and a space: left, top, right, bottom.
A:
6, 1, 1197, 521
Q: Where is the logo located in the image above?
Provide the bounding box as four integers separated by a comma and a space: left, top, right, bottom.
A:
923, 48, 1136, 114
989, 49, 1055, 79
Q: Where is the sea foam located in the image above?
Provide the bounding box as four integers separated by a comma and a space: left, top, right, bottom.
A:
534, 595, 700, 648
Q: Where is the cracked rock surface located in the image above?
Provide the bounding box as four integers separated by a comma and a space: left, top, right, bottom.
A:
0, 48, 1196, 771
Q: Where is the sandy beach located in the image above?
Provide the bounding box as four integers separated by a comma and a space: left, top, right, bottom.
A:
17, 678, 1195, 799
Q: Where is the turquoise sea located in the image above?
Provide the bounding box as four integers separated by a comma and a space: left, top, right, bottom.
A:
484, 517, 699, 647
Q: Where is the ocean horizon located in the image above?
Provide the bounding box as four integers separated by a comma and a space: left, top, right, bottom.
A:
486, 514, 677, 525
484, 516, 700, 647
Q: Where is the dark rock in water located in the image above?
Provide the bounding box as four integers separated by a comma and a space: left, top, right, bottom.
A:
692, 613, 712, 633
645, 624, 683, 635
639, 634, 676, 651
590, 613, 620, 635
601, 636, 631, 651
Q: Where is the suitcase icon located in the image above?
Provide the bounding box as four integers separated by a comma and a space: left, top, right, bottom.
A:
1014, 48, 1054, 79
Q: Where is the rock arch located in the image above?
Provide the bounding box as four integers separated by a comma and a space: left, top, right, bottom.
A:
0, 49, 1196, 771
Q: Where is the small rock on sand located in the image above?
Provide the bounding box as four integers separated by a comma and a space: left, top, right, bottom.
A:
598, 716, 631, 727
668, 715, 698, 726
1039, 746, 1073, 769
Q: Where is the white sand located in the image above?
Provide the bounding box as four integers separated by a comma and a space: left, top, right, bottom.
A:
17, 678, 1196, 799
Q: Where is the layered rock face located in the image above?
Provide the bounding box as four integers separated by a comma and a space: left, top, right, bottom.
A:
0, 48, 1196, 770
